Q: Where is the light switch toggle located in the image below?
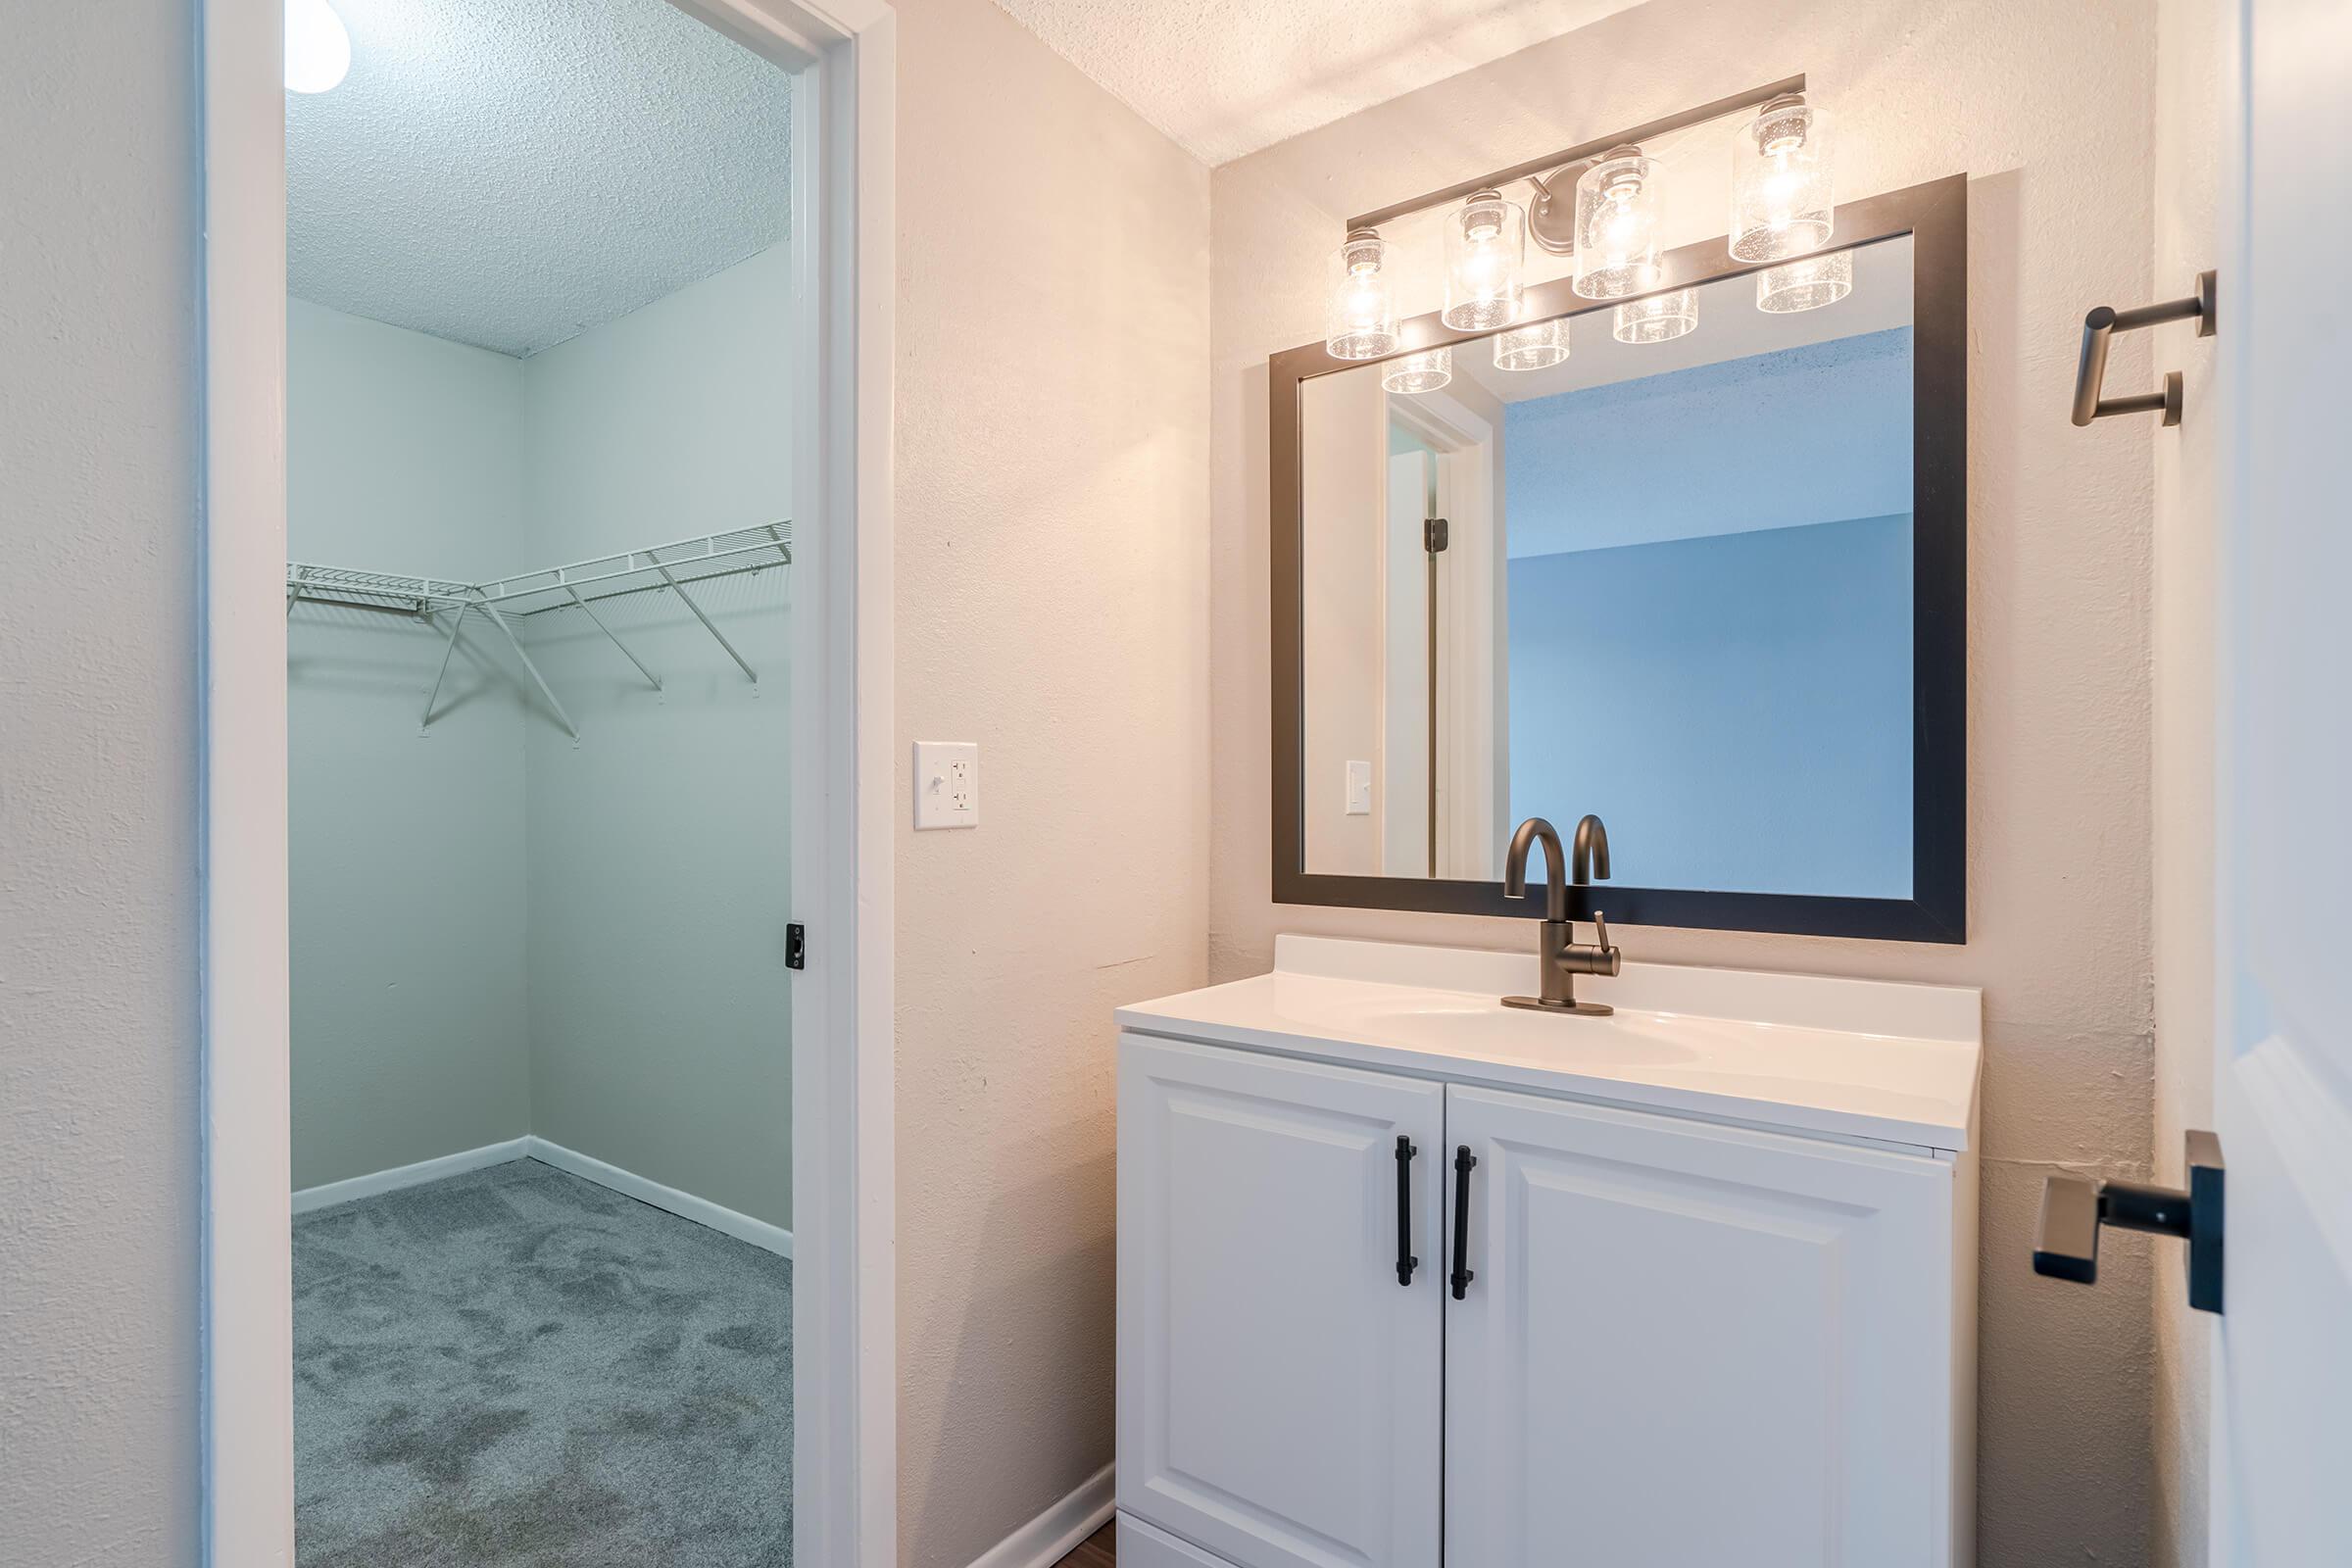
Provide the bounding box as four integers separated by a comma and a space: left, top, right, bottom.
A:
915, 741, 980, 829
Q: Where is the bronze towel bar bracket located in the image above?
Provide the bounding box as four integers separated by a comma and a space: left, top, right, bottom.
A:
2072, 270, 2217, 427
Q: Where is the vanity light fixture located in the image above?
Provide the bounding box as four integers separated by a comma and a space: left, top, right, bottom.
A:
1325, 76, 1832, 356
1443, 188, 1527, 330
1325, 228, 1401, 360
1384, 347, 1453, 395
285, 0, 352, 94
1757, 249, 1853, 313
1494, 317, 1571, 371
1572, 148, 1663, 299
1613, 288, 1698, 344
1730, 94, 1834, 262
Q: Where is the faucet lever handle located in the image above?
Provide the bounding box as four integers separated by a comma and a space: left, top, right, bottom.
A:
1592, 909, 1610, 952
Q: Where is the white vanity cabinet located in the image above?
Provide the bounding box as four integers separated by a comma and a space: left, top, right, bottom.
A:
1114, 937, 1981, 1568
1443, 1086, 1965, 1567
1115, 1037, 1445, 1568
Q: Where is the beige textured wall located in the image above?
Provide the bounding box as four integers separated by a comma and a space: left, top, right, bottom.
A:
889, 2, 1211, 1563
0, 4, 203, 1562
1300, 369, 1388, 874
1207, 2, 2162, 1562
2150, 0, 2230, 1562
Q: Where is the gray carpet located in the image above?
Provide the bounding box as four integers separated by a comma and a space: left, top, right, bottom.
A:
293, 1157, 792, 1567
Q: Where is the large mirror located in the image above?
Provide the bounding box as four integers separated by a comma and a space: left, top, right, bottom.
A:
1271, 177, 1965, 940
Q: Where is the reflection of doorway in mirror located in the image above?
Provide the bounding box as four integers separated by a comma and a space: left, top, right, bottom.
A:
1384, 387, 1507, 882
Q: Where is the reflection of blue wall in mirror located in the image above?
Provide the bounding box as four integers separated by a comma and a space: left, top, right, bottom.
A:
1503, 327, 1912, 557
1503, 329, 1914, 900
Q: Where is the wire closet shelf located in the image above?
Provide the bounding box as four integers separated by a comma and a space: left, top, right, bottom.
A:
286, 522, 792, 742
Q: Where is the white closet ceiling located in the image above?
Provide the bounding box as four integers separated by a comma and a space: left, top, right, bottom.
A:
289, 0, 792, 358
989, 0, 1648, 165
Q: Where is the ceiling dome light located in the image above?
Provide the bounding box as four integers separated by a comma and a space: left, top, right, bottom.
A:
1493, 317, 1570, 371
1613, 288, 1697, 345
1757, 249, 1854, 313
1572, 147, 1662, 300
1731, 94, 1834, 262
1383, 347, 1452, 395
1443, 188, 1526, 331
286, 0, 352, 95
1325, 228, 1400, 360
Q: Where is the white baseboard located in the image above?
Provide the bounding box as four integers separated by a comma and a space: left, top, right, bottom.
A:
965, 1462, 1114, 1568
292, 1137, 529, 1213
289, 1137, 794, 1263
525, 1136, 794, 1260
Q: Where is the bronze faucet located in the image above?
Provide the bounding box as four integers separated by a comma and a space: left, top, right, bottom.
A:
1500, 813, 1622, 1015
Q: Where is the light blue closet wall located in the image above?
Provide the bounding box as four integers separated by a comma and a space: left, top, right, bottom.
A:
286, 246, 793, 1225
287, 299, 534, 1188
520, 243, 795, 1229
1502, 329, 1914, 898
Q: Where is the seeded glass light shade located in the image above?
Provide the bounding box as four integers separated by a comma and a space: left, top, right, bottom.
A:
1383, 348, 1453, 395
1573, 148, 1662, 299
1613, 288, 1697, 344
1731, 96, 1834, 262
1444, 189, 1526, 330
1325, 229, 1400, 360
1757, 249, 1854, 313
1494, 318, 1570, 371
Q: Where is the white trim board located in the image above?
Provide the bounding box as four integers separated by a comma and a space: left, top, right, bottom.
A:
286, 1138, 796, 1262
526, 1137, 795, 1258
965, 1463, 1114, 1568
289, 1139, 528, 1214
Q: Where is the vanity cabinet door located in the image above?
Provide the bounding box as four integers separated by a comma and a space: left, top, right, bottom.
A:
1118, 1033, 1445, 1568
1444, 1085, 1960, 1568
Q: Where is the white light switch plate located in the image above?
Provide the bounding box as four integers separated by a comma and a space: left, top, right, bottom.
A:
914, 741, 979, 829
1346, 760, 1372, 815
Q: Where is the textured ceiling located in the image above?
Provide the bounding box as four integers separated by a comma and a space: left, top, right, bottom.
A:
989, 0, 1649, 165
289, 0, 793, 358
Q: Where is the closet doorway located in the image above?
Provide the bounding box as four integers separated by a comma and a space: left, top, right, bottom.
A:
197, 0, 896, 1563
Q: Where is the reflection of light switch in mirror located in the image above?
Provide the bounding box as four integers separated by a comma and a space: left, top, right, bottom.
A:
914, 741, 979, 829
1346, 760, 1373, 815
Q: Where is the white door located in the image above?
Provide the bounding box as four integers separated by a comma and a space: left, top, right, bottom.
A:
2211, 0, 2352, 1557
1117, 1034, 1445, 1568
1444, 1086, 1961, 1568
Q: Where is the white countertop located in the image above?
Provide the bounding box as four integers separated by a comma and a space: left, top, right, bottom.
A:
1117, 935, 1983, 1152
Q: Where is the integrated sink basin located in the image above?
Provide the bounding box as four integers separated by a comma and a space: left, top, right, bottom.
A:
1117, 933, 1983, 1151
1301, 988, 1705, 1068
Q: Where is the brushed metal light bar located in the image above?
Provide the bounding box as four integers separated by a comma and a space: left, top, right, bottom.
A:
1344, 74, 1807, 233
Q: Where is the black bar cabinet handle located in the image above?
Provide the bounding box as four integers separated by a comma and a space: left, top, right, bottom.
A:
1394, 1136, 1418, 1286
1450, 1145, 1478, 1300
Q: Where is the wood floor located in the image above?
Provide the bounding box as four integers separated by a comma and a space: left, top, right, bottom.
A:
1054, 1521, 1115, 1566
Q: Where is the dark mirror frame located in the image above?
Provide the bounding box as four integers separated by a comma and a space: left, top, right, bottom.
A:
1270, 172, 1967, 942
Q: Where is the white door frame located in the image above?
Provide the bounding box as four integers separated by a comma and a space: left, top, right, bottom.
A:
1385, 391, 1503, 881
195, 1, 899, 1563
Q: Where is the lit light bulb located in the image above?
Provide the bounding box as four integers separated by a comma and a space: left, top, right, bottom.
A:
1731, 96, 1834, 263
1325, 229, 1399, 360
285, 0, 352, 94
1573, 148, 1662, 300
1443, 189, 1525, 331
